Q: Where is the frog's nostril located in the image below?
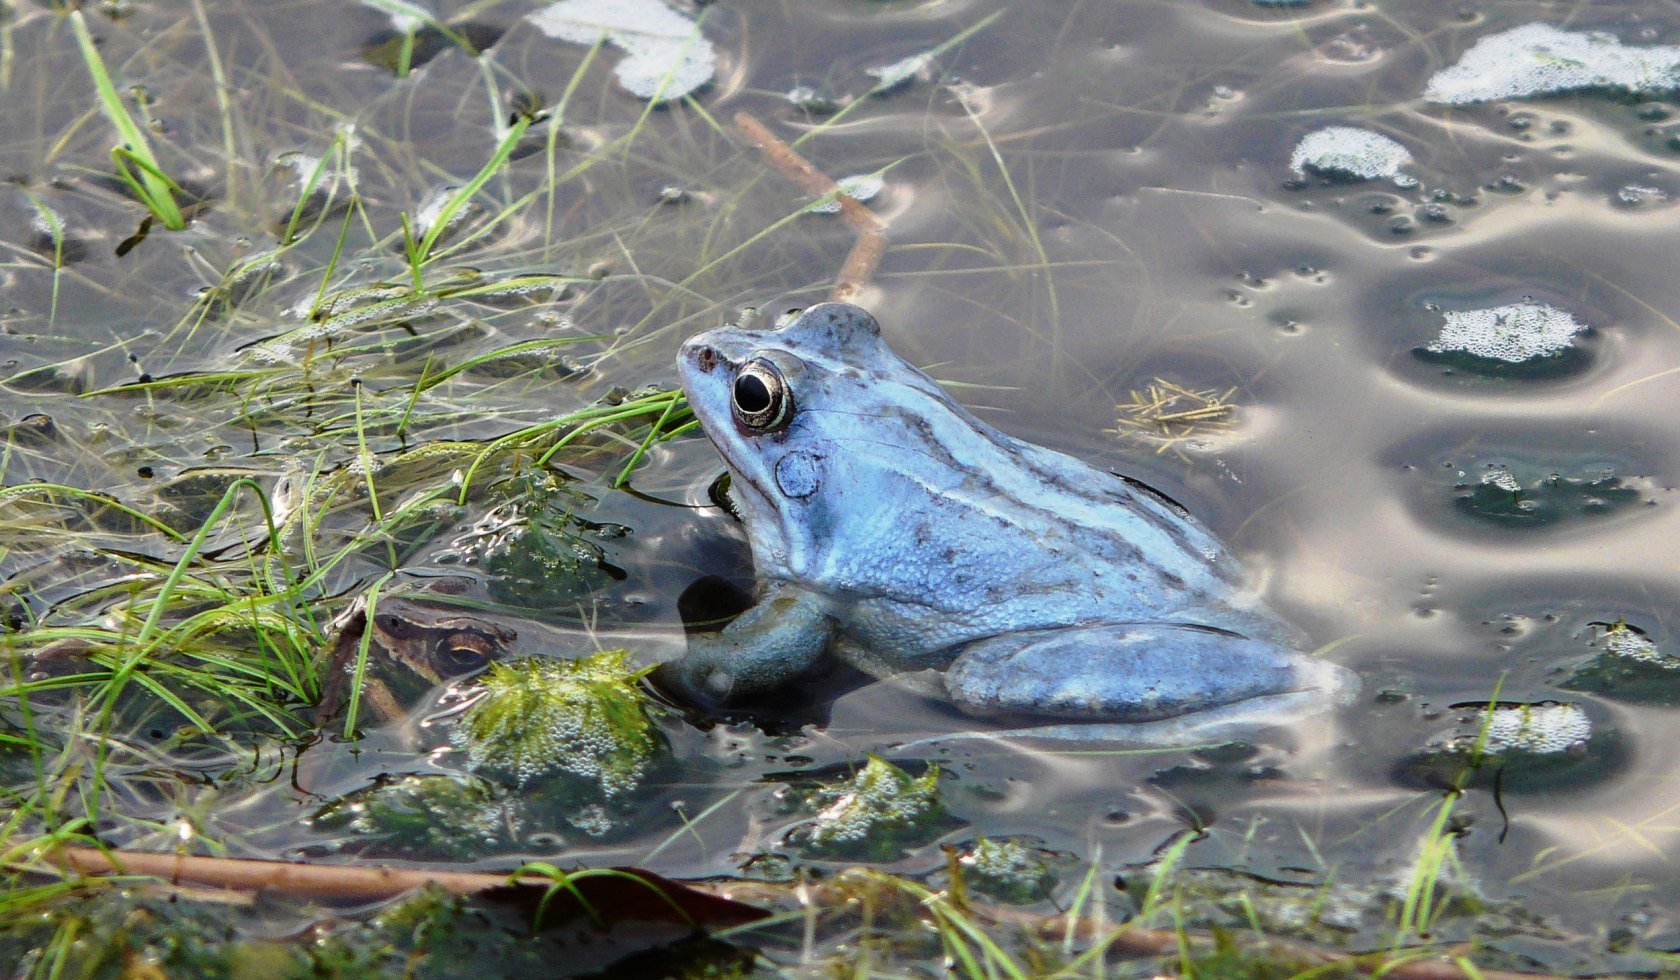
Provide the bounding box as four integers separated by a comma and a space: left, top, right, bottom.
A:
693, 345, 721, 372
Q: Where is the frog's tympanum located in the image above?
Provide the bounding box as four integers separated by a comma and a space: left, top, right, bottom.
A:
657, 303, 1354, 742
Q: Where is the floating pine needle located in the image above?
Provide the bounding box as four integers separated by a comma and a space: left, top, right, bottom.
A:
1112, 380, 1238, 456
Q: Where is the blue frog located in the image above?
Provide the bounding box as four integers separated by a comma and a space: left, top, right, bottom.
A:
657, 303, 1353, 743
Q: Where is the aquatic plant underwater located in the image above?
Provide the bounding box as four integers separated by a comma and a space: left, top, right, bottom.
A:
2, 0, 1680, 975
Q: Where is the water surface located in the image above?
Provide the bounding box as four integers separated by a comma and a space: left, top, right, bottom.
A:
4, 0, 1680, 972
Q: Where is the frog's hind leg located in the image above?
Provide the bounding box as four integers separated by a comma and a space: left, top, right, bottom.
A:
938, 623, 1355, 746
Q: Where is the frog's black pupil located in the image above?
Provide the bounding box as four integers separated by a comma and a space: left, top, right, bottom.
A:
735, 373, 772, 413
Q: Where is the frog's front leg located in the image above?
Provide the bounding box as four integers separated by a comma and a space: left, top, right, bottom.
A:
654, 585, 836, 706
942, 623, 1355, 727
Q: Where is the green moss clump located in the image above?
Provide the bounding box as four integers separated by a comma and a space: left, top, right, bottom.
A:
455, 651, 663, 796
308, 773, 516, 859
793, 756, 953, 861
957, 837, 1059, 904
1559, 622, 1680, 704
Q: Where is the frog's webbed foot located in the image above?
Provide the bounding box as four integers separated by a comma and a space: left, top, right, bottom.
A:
940, 623, 1355, 743
654, 586, 835, 708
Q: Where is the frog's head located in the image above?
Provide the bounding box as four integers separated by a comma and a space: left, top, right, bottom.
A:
678, 302, 959, 579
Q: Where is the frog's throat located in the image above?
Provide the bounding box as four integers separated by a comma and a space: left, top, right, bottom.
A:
727, 465, 810, 582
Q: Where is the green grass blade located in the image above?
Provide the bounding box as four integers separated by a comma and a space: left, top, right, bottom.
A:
70, 12, 185, 230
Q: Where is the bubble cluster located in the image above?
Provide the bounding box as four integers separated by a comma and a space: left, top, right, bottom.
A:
959, 837, 1059, 904
868, 51, 936, 92
1427, 24, 1680, 105
456, 651, 662, 796
1479, 701, 1592, 755
1479, 466, 1521, 493
1290, 127, 1414, 184
309, 774, 516, 858
1605, 627, 1678, 667
1617, 185, 1669, 208
1423, 302, 1586, 364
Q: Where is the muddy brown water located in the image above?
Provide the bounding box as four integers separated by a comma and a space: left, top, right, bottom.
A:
5, 0, 1680, 970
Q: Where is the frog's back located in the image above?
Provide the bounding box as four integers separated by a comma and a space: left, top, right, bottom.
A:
801, 401, 1286, 657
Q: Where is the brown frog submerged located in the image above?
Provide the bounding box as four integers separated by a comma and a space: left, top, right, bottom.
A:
318, 594, 514, 724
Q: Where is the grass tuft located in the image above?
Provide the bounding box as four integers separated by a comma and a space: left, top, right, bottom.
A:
69, 11, 188, 231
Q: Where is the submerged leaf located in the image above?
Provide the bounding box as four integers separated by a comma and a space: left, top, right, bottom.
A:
530, 0, 715, 102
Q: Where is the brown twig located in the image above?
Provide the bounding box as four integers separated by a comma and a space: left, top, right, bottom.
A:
832, 228, 887, 305
731, 111, 886, 303
51, 846, 532, 902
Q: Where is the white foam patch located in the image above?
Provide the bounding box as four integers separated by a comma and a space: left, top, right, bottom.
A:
1479, 466, 1521, 492
28, 204, 64, 238
1607, 629, 1678, 668
1424, 301, 1586, 363
1290, 126, 1413, 183
1482, 702, 1591, 755
869, 50, 935, 91
1426, 23, 1680, 105
360, 0, 432, 33
530, 0, 715, 103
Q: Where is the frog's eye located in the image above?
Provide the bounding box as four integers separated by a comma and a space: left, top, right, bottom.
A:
732, 358, 793, 433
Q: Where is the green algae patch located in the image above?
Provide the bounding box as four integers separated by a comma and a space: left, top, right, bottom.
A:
955, 837, 1060, 904
1559, 622, 1680, 705
791, 756, 955, 861
309, 773, 518, 859
0, 879, 747, 978
1451, 463, 1646, 528
456, 651, 664, 796
465, 472, 621, 612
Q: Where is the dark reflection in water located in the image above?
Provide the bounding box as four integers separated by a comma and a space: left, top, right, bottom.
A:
5, 0, 1680, 970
